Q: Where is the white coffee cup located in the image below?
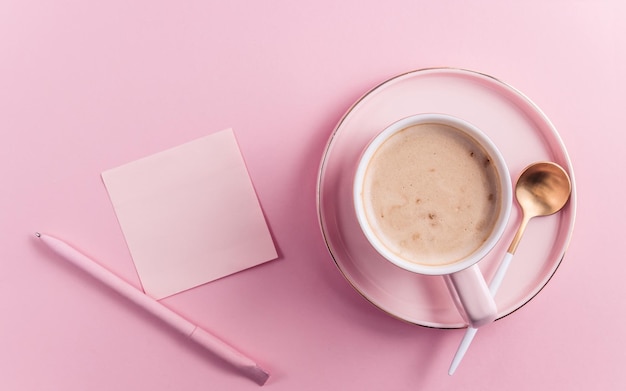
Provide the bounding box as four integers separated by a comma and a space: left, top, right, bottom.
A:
353, 114, 512, 327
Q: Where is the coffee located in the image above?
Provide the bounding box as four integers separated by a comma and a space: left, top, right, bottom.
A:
359, 122, 501, 267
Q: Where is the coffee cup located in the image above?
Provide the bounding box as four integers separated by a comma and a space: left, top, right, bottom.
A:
353, 114, 512, 328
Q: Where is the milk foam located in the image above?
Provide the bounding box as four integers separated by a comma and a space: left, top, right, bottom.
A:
361, 123, 501, 266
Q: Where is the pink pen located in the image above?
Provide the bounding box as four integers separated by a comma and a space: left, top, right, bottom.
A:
35, 232, 269, 386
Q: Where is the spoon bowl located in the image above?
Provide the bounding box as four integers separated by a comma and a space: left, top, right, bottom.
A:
517, 163, 571, 214
509, 162, 572, 253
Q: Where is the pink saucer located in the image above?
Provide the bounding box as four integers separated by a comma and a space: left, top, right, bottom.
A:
317, 68, 577, 328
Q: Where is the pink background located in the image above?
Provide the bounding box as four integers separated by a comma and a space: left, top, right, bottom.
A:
1, 1, 623, 390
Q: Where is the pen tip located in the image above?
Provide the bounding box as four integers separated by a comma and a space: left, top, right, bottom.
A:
246, 365, 270, 386
35, 232, 41, 238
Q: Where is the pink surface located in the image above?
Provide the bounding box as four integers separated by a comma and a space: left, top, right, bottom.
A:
1, 1, 623, 390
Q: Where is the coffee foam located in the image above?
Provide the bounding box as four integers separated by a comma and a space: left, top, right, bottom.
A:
361, 123, 501, 267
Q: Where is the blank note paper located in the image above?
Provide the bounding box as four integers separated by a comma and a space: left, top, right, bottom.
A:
102, 129, 277, 299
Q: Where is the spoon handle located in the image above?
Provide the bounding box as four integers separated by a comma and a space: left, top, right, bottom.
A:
488, 251, 515, 295
448, 252, 515, 375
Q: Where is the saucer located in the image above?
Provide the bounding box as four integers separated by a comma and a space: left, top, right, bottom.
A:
317, 68, 577, 328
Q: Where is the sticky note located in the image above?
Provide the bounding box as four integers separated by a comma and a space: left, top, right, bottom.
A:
102, 129, 277, 299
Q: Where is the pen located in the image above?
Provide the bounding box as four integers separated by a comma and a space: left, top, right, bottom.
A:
35, 232, 269, 386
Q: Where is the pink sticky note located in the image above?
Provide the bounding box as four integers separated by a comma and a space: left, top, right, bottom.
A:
101, 129, 277, 299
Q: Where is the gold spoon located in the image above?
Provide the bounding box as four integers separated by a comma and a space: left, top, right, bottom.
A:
448, 161, 572, 375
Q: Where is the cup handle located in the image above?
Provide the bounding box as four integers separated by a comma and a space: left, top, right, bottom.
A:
444, 265, 497, 328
